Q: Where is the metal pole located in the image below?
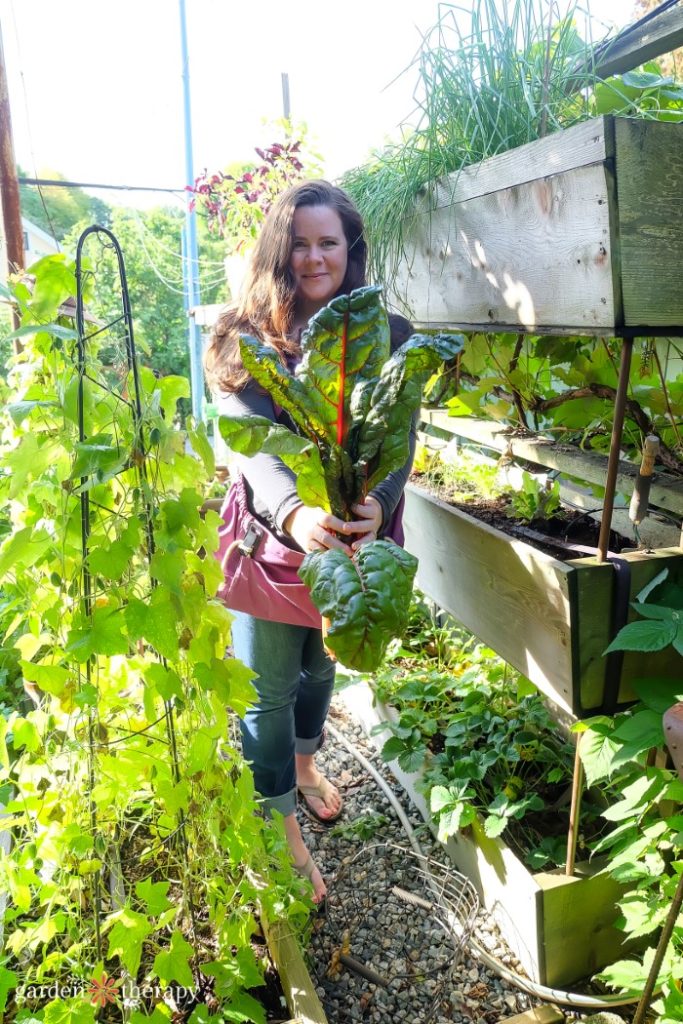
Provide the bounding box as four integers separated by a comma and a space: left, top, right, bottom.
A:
0, 19, 24, 341
281, 72, 291, 120
596, 338, 634, 563
178, 0, 204, 423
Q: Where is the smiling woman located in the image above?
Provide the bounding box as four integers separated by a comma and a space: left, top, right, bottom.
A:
289, 206, 349, 323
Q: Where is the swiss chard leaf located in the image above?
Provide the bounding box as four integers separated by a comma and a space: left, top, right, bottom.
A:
359, 332, 465, 490
298, 540, 418, 671
218, 414, 329, 509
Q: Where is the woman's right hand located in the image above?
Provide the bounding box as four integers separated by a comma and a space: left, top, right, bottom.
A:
283, 505, 352, 555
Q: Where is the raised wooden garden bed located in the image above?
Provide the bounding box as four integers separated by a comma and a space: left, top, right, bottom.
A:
341, 681, 627, 989
403, 481, 683, 718
392, 115, 683, 335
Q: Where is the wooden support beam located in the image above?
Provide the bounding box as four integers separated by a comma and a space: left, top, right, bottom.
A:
587, 3, 683, 81
260, 916, 328, 1024
420, 410, 683, 519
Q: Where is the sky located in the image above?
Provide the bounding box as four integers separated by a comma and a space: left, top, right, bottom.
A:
2, 0, 633, 211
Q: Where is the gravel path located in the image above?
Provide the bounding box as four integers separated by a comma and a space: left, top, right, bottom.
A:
300, 697, 536, 1024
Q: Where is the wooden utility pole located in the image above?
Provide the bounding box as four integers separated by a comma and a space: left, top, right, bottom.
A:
0, 18, 24, 337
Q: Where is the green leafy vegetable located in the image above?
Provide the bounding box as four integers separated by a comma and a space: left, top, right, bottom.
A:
299, 540, 418, 671
218, 286, 464, 670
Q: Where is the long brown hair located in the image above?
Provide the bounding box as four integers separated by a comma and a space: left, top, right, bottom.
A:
204, 180, 367, 394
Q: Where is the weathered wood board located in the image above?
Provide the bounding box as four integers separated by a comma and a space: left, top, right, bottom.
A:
404, 482, 683, 716
341, 681, 629, 988
392, 115, 683, 334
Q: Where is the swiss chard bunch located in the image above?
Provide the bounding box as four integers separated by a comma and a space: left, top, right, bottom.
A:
219, 285, 463, 670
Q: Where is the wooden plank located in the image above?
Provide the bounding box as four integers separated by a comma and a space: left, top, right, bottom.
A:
501, 1009, 564, 1024
535, 865, 627, 988
403, 483, 579, 713
426, 117, 610, 207
616, 119, 683, 327
260, 914, 328, 1024
420, 410, 683, 518
394, 162, 617, 332
585, 4, 683, 81
341, 681, 627, 988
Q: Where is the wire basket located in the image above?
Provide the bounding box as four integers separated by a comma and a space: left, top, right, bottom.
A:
315, 841, 479, 1023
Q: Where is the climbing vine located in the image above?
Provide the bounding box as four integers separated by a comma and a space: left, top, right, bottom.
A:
0, 255, 305, 1022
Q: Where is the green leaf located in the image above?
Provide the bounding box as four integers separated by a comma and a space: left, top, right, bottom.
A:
188, 1006, 221, 1024
605, 618, 678, 654
0, 527, 52, 579
20, 661, 71, 696
430, 785, 453, 812
360, 332, 465, 490
399, 747, 427, 773
43, 1000, 97, 1024
0, 965, 18, 1014
187, 418, 215, 478
153, 929, 195, 989
299, 541, 418, 672
107, 908, 153, 976
219, 415, 329, 510
135, 878, 173, 916
156, 375, 191, 417
612, 709, 664, 759
186, 728, 217, 775
634, 677, 683, 714
66, 606, 128, 662
484, 814, 507, 838
194, 657, 256, 717
381, 736, 406, 762
142, 663, 184, 702
578, 725, 621, 786
89, 540, 134, 579
125, 589, 179, 660
222, 992, 267, 1024
436, 805, 466, 841
70, 437, 128, 483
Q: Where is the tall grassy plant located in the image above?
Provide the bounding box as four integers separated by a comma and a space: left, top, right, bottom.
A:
343, 0, 604, 284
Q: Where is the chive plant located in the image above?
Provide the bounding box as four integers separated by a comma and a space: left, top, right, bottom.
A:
342, 0, 605, 284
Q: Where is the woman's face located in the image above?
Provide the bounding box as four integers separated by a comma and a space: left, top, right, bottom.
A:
290, 205, 348, 318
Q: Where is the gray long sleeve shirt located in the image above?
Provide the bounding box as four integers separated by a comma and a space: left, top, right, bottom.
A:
216, 314, 417, 550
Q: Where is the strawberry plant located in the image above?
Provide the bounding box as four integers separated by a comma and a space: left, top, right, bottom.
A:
0, 255, 305, 1022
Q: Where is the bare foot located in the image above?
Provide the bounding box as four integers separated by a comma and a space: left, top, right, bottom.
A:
295, 754, 342, 822
283, 812, 326, 903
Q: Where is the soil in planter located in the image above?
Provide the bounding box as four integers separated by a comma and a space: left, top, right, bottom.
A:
413, 472, 636, 559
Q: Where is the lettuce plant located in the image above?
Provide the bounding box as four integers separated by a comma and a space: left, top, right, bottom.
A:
219, 285, 463, 670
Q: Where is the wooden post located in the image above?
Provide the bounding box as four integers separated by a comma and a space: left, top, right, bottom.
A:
596, 338, 634, 563
0, 19, 24, 342
565, 732, 584, 877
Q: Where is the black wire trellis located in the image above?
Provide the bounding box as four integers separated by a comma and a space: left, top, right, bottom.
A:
74, 225, 197, 962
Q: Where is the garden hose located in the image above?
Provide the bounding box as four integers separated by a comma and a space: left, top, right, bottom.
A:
326, 720, 640, 1010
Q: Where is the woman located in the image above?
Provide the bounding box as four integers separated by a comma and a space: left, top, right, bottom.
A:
205, 180, 414, 902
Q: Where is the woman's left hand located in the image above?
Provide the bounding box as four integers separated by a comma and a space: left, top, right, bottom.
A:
347, 496, 383, 551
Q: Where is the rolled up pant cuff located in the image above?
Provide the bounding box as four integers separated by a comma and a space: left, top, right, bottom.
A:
295, 731, 324, 756
261, 787, 297, 818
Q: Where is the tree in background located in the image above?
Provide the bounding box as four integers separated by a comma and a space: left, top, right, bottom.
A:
18, 167, 110, 241
633, 0, 682, 78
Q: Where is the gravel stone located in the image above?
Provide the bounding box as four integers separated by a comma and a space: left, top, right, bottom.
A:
300, 697, 541, 1022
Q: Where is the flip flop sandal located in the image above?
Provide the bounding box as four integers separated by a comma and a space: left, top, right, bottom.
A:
294, 853, 327, 911
297, 776, 344, 826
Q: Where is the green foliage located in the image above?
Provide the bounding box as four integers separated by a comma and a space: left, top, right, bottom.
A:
343, 0, 602, 283
0, 256, 306, 1020
18, 168, 111, 241
299, 541, 418, 672
575, 573, 683, 1014
366, 597, 581, 867
219, 286, 462, 671
507, 472, 561, 523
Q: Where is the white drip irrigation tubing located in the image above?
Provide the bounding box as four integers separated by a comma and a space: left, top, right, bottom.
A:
326, 721, 639, 1010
